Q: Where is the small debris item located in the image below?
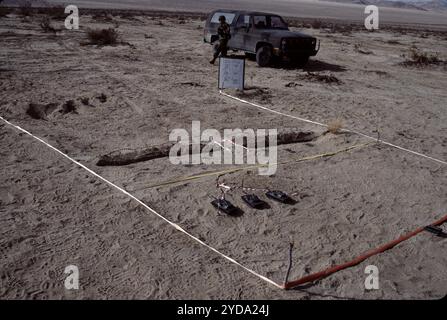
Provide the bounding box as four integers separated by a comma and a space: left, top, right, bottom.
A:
211, 199, 238, 215
241, 194, 266, 209
424, 225, 447, 237
266, 190, 292, 203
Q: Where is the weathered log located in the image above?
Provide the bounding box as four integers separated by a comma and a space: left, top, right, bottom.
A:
96, 143, 207, 166
96, 130, 318, 166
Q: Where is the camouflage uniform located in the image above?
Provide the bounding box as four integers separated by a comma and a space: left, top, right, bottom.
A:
211, 21, 231, 64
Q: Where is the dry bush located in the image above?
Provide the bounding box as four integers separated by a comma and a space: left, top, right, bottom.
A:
325, 23, 353, 35
92, 11, 114, 21
327, 118, 344, 134
119, 11, 137, 20
311, 19, 322, 29
26, 102, 58, 120
0, 7, 10, 17
401, 47, 442, 66
87, 28, 118, 45
18, 0, 32, 17
0, 1, 12, 17
98, 93, 107, 102
39, 16, 57, 33
61, 100, 77, 114
104, 13, 114, 21
300, 72, 341, 84
38, 5, 66, 20
409, 48, 440, 64
354, 43, 373, 55
386, 40, 401, 45
80, 97, 90, 106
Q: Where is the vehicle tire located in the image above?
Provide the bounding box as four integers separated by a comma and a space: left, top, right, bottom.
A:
256, 46, 272, 67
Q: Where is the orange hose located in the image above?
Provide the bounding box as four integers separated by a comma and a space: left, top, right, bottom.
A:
284, 213, 447, 289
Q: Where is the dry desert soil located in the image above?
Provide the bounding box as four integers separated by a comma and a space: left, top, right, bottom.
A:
0, 10, 446, 299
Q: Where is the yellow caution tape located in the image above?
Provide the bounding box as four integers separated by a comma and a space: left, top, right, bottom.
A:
138, 142, 372, 191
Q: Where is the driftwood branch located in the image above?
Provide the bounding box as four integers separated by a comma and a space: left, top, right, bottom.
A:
96, 130, 318, 166
97, 142, 207, 166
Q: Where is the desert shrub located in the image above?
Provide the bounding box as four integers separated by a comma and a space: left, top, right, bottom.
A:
0, 7, 11, 17
300, 72, 341, 84
39, 5, 66, 20
327, 118, 344, 134
80, 97, 90, 105
119, 11, 137, 20
61, 100, 77, 114
354, 43, 373, 55
98, 93, 107, 102
18, 0, 32, 17
311, 19, 322, 29
87, 28, 118, 45
386, 39, 401, 45
409, 48, 440, 64
39, 16, 57, 33
402, 47, 441, 66
92, 11, 114, 21
0, 0, 12, 17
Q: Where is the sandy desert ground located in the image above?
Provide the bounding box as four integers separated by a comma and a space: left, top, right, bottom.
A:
0, 10, 446, 299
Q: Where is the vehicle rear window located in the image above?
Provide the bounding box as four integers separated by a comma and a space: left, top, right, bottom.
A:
210, 12, 236, 24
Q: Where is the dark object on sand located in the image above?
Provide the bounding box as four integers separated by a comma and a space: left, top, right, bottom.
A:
97, 129, 316, 167
211, 198, 238, 215
98, 93, 107, 103
97, 142, 208, 166
87, 28, 118, 46
241, 194, 266, 209
424, 225, 447, 237
61, 100, 77, 114
301, 72, 341, 84
266, 190, 292, 203
26, 103, 58, 120
40, 17, 59, 34
81, 97, 90, 106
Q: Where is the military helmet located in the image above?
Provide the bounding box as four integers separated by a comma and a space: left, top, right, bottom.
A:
219, 15, 226, 22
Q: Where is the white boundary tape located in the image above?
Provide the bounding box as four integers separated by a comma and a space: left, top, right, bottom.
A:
0, 115, 283, 290
219, 90, 447, 166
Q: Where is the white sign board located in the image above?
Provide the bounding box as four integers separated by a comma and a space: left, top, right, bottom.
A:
218, 57, 245, 90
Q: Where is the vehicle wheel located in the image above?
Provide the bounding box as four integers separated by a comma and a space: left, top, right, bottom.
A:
256, 46, 272, 67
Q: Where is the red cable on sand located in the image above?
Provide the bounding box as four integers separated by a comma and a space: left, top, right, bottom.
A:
284, 213, 447, 289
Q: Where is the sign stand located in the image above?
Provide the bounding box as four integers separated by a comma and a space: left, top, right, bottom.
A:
218, 56, 245, 91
